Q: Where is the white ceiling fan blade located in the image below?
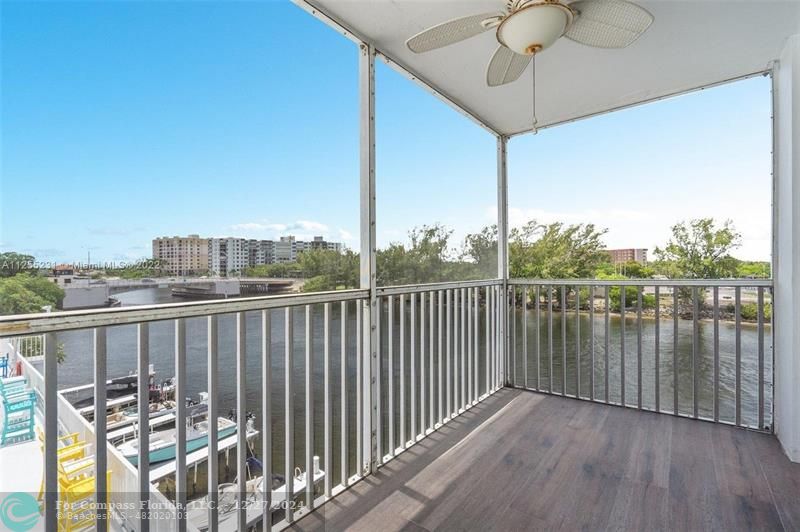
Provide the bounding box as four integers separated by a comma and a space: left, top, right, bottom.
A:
566, 0, 653, 49
486, 45, 532, 87
406, 12, 504, 53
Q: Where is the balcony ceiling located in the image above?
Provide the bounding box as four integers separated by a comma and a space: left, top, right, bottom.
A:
307, 0, 800, 136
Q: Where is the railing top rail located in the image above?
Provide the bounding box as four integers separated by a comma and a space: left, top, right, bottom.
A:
509, 278, 774, 288
376, 278, 503, 296
0, 288, 369, 337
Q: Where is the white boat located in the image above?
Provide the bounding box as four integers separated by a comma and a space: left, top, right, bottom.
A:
116, 416, 237, 465
186, 457, 326, 532
106, 400, 176, 432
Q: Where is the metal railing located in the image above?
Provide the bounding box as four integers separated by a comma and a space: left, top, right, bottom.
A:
0, 281, 504, 531
507, 279, 774, 431
374, 280, 505, 463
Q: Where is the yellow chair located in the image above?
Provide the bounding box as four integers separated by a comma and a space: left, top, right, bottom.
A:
37, 428, 89, 463
57, 470, 112, 532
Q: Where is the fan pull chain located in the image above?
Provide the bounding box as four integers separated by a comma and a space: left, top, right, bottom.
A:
531, 53, 538, 135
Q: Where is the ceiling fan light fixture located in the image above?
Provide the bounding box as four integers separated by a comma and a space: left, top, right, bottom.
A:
497, 1, 573, 55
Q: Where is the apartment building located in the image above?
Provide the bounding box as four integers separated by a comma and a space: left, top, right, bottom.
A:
152, 235, 209, 276
208, 237, 250, 276
605, 248, 648, 265
155, 235, 343, 276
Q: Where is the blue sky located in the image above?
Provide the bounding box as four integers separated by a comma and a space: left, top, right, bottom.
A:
1, 1, 772, 265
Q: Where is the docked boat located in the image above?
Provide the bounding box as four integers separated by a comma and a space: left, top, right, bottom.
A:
186, 457, 326, 532
117, 416, 237, 466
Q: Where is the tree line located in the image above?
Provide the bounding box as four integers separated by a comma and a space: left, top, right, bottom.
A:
243, 217, 769, 292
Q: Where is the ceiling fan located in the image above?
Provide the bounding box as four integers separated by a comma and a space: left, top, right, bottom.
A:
406, 0, 654, 88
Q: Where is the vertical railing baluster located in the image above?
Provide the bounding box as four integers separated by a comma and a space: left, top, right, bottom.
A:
576, 286, 580, 398
467, 288, 473, 402
324, 303, 332, 497
438, 290, 444, 421
411, 293, 417, 439
305, 306, 314, 508
620, 287, 626, 407
561, 285, 567, 397
461, 288, 467, 409
419, 292, 426, 435
262, 310, 273, 531
511, 286, 517, 387
604, 286, 610, 404
474, 287, 479, 402
522, 287, 528, 390
94, 327, 108, 529
692, 287, 699, 419
673, 288, 679, 416
655, 286, 660, 413
237, 312, 248, 527
137, 323, 150, 531
175, 319, 187, 532
589, 285, 594, 401
387, 296, 394, 455
483, 287, 489, 396
429, 291, 435, 428
454, 289, 460, 407
44, 332, 58, 531
713, 287, 720, 423
356, 304, 362, 474
207, 316, 219, 530
375, 297, 382, 459
548, 285, 554, 394
637, 287, 643, 410
399, 295, 406, 447
340, 301, 349, 486
285, 308, 295, 523
735, 286, 741, 426
490, 286, 494, 390
758, 286, 765, 429
536, 285, 541, 392
447, 289, 453, 418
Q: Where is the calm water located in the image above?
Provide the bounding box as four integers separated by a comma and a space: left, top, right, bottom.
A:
52, 288, 772, 498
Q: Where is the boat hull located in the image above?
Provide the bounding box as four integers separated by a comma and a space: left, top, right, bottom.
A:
125, 424, 237, 466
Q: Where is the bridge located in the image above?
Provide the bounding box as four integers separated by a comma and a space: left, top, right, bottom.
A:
104, 277, 300, 296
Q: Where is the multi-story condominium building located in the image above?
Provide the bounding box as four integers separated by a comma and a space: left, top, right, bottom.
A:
208, 237, 250, 276
605, 248, 648, 265
249, 239, 276, 266
156, 235, 343, 276
275, 236, 298, 263
274, 235, 342, 262
152, 234, 209, 276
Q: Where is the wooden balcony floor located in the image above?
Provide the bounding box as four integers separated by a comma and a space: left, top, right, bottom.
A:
292, 389, 800, 531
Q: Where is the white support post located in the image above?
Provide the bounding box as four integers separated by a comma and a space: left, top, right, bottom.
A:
773, 36, 800, 462
360, 42, 378, 474
497, 135, 509, 386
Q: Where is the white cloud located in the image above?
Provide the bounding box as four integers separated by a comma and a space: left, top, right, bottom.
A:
226, 219, 359, 244
338, 228, 355, 242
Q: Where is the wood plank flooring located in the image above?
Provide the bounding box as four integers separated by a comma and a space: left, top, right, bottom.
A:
291, 389, 800, 531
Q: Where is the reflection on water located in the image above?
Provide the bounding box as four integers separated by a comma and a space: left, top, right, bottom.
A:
509, 309, 772, 429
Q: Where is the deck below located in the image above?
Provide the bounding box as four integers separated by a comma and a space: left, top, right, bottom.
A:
292, 389, 800, 531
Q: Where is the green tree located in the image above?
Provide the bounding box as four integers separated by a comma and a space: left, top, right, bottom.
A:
377, 224, 456, 286
735, 260, 771, 279
460, 225, 498, 279
0, 273, 64, 314
654, 218, 741, 279
509, 221, 608, 279
0, 252, 36, 277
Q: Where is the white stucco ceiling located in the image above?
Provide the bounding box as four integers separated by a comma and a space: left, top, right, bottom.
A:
305, 0, 800, 136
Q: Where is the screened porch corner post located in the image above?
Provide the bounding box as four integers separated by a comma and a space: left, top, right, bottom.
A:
359, 41, 378, 475
773, 34, 800, 463
497, 135, 510, 386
